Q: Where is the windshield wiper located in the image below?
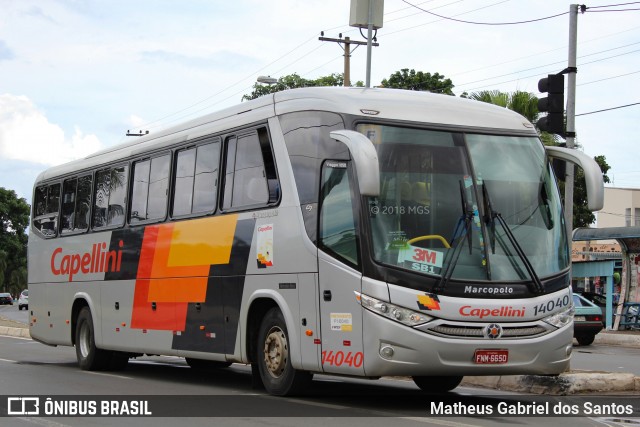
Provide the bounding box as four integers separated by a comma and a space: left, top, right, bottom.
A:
482, 183, 545, 295
434, 180, 473, 293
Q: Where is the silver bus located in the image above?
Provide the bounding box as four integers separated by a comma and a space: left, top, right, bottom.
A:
28, 87, 604, 395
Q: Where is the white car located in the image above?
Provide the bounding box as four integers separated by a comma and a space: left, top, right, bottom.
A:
18, 290, 28, 311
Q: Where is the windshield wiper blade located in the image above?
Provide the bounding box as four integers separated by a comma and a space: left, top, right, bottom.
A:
482, 183, 497, 254
435, 181, 473, 293
482, 183, 545, 295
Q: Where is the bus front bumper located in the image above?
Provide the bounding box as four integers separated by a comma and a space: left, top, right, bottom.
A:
362, 310, 572, 377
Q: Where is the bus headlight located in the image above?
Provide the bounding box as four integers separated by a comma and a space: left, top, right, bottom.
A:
355, 292, 432, 327
543, 304, 574, 329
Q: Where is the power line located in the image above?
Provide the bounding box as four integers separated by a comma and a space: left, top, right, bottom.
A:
456, 45, 640, 89
139, 33, 320, 130
576, 102, 640, 116
587, 8, 640, 12
399, 0, 568, 25
450, 25, 640, 77
578, 70, 640, 86
385, 0, 514, 36
587, 2, 640, 8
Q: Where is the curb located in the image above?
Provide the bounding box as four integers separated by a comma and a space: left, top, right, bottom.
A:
594, 332, 640, 347
462, 371, 639, 394
0, 325, 30, 339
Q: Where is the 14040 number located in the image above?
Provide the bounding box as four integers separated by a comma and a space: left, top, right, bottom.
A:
321, 351, 364, 368
533, 294, 571, 316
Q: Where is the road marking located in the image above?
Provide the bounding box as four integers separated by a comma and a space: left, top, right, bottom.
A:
0, 357, 17, 363
400, 417, 482, 427
16, 417, 72, 427
83, 371, 133, 380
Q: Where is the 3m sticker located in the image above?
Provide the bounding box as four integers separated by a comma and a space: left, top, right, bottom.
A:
330, 313, 353, 332
398, 245, 444, 268
256, 224, 273, 268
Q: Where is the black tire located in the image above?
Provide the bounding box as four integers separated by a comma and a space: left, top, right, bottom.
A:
256, 307, 312, 396
412, 375, 463, 392
576, 335, 595, 346
75, 307, 111, 371
186, 358, 232, 370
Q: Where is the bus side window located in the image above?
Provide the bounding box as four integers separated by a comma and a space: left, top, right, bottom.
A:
172, 139, 220, 217
33, 183, 61, 238
61, 174, 93, 234
93, 165, 128, 229
319, 161, 359, 267
222, 128, 278, 210
75, 175, 92, 232
131, 154, 170, 224
61, 178, 77, 234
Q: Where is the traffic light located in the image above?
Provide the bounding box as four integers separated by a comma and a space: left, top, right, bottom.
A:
536, 73, 565, 135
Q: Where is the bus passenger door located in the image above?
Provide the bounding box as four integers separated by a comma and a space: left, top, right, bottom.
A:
317, 161, 365, 375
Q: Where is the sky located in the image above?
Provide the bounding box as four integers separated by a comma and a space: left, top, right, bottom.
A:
1, 0, 639, 202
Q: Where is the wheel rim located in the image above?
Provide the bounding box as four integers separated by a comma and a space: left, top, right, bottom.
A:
263, 326, 288, 378
78, 321, 91, 358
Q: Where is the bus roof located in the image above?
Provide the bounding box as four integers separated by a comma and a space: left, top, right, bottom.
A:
35, 87, 537, 184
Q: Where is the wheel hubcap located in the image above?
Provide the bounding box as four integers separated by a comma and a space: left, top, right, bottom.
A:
79, 322, 90, 358
263, 326, 288, 378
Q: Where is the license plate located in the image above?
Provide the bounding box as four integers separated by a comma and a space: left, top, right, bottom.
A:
474, 349, 508, 364
574, 316, 586, 321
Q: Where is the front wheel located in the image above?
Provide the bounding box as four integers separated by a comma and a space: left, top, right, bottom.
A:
413, 375, 463, 392
256, 307, 312, 396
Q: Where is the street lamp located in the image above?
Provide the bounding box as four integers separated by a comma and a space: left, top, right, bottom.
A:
257, 76, 277, 85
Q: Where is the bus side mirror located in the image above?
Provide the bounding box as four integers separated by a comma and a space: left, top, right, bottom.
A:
545, 146, 604, 211
329, 130, 380, 197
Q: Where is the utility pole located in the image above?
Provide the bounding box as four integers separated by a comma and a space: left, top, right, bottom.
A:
564, 4, 581, 237
348, 0, 384, 88
318, 34, 378, 87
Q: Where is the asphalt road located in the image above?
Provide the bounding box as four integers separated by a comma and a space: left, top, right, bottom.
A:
0, 334, 638, 426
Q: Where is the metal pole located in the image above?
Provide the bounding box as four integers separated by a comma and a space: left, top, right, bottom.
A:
344, 37, 351, 87
564, 4, 579, 236
365, 0, 373, 88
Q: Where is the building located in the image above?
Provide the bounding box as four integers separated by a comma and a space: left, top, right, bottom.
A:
597, 187, 640, 228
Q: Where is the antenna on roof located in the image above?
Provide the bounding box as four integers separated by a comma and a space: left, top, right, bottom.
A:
126, 130, 149, 137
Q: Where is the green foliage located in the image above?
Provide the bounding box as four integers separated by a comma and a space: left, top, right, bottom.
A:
468, 90, 538, 123
380, 68, 454, 95
567, 155, 611, 228
242, 73, 363, 101
0, 187, 30, 295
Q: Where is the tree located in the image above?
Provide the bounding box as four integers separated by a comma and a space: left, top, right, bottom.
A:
569, 155, 611, 228
466, 89, 558, 144
380, 68, 455, 95
467, 90, 610, 227
0, 188, 30, 294
242, 73, 363, 101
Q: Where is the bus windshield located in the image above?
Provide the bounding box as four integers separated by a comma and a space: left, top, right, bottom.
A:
359, 124, 568, 283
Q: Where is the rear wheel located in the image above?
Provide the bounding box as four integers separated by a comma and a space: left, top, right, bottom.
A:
412, 375, 463, 393
256, 307, 312, 396
576, 335, 595, 346
75, 307, 111, 371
